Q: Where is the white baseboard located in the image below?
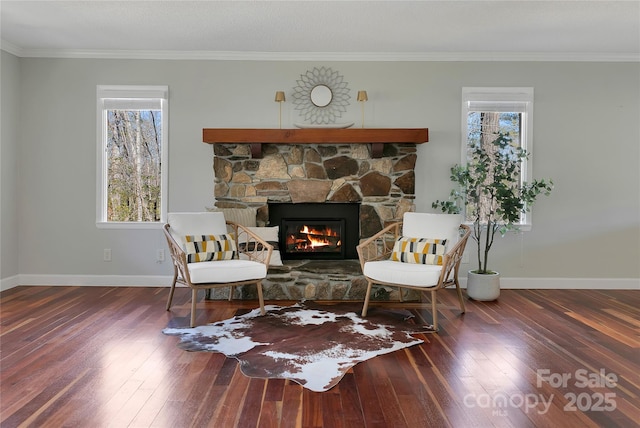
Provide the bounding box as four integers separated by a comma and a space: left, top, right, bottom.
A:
459, 277, 639, 290
3, 275, 638, 291
1, 275, 20, 292
16, 274, 174, 288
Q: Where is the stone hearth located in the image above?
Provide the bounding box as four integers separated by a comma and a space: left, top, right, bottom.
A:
210, 141, 418, 300
209, 260, 367, 301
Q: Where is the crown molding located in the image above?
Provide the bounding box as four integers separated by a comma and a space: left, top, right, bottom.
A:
2, 42, 638, 62
0, 39, 23, 57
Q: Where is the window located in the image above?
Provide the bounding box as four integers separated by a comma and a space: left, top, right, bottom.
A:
97, 85, 168, 228
461, 87, 534, 228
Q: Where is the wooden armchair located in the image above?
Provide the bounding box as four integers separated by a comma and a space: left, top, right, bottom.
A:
163, 212, 272, 327
357, 213, 471, 331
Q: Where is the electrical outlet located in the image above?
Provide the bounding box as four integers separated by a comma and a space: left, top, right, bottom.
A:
103, 248, 112, 262
156, 249, 165, 263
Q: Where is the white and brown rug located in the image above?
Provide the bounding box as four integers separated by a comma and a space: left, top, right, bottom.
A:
163, 302, 433, 392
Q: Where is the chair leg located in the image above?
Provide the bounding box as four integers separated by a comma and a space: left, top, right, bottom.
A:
256, 281, 266, 315
228, 286, 235, 301
431, 290, 438, 331
166, 268, 178, 310
455, 279, 466, 314
190, 289, 198, 328
361, 280, 374, 317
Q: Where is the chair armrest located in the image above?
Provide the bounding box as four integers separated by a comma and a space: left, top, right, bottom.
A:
227, 221, 273, 266
356, 222, 401, 270
163, 223, 191, 282
438, 224, 471, 286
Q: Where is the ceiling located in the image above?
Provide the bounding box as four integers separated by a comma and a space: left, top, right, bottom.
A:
1, 1, 639, 61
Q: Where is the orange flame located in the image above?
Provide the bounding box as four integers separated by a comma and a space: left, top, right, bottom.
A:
288, 224, 341, 251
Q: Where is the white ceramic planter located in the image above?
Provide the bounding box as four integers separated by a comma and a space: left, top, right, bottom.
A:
466, 270, 500, 301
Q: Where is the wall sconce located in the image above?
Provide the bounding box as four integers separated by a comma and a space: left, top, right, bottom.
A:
275, 91, 286, 128
357, 90, 368, 128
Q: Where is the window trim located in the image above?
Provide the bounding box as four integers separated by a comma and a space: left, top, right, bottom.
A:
461, 87, 534, 230
96, 85, 169, 229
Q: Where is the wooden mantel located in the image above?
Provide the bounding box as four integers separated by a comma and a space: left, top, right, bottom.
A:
202, 128, 428, 158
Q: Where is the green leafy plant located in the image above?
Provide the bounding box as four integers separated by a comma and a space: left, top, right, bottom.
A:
433, 133, 553, 274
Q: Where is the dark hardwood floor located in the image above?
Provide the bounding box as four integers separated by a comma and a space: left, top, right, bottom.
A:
1, 286, 638, 427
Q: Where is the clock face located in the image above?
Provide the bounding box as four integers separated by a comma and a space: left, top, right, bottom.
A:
311, 85, 332, 107
292, 67, 351, 124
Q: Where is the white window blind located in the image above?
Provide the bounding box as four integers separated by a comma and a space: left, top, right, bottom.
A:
463, 87, 533, 113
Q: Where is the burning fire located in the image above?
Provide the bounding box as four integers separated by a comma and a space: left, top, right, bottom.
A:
287, 224, 341, 252
300, 225, 338, 237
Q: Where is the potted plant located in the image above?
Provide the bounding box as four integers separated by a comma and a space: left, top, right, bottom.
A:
433, 132, 553, 300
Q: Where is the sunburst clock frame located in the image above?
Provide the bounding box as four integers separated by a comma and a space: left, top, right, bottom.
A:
292, 67, 351, 125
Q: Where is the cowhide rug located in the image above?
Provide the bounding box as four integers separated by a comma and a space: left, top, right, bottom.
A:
163, 302, 433, 392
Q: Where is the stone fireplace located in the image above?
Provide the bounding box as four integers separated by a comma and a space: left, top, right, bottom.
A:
206, 128, 426, 300
269, 202, 360, 260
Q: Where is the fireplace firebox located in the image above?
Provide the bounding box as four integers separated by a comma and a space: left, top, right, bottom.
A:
268, 203, 360, 260
283, 219, 345, 258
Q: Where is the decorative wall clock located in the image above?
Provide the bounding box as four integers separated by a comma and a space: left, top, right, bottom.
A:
292, 66, 352, 126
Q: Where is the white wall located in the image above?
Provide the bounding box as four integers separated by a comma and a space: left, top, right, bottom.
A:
1, 55, 639, 288
0, 51, 20, 290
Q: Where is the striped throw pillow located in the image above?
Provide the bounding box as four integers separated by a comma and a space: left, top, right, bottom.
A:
184, 234, 237, 263
391, 236, 447, 265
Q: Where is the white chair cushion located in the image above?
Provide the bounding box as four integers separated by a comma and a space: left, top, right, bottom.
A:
402, 212, 462, 249
187, 259, 267, 284
239, 250, 283, 266
246, 226, 278, 242
363, 260, 442, 287
168, 212, 228, 248
246, 226, 283, 266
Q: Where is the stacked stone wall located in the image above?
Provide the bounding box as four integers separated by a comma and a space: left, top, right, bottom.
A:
213, 142, 417, 237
